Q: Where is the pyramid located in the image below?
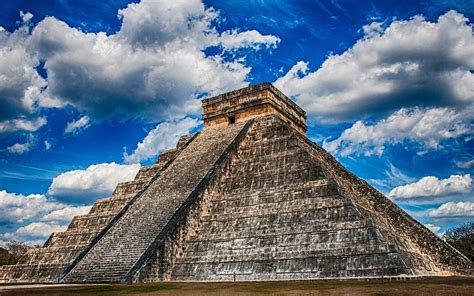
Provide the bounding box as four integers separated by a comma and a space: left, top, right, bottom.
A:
0, 83, 471, 283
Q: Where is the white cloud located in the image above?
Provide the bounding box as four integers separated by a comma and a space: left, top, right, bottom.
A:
14, 222, 67, 239
368, 163, 416, 192
0, 12, 46, 121
5, 134, 36, 154
456, 159, 474, 169
0, 190, 63, 224
424, 223, 441, 234
20, 11, 33, 23
124, 117, 200, 164
426, 201, 474, 217
5, 0, 277, 121
0, 221, 68, 247
389, 174, 472, 199
323, 106, 473, 157
47, 162, 140, 201
275, 10, 474, 122
0, 189, 94, 246
41, 205, 91, 222
361, 21, 384, 38
216, 29, 280, 50
0, 117, 46, 133
44, 140, 51, 150
6, 142, 31, 154
64, 115, 90, 134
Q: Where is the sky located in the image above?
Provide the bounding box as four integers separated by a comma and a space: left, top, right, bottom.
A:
0, 0, 473, 246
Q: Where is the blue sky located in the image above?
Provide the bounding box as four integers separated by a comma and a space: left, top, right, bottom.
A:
0, 0, 473, 246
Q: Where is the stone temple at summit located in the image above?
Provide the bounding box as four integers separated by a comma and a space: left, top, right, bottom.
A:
0, 83, 471, 283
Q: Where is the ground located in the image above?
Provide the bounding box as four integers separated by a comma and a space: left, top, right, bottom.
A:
0, 277, 473, 295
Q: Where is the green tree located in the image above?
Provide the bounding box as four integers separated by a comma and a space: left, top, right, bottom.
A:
443, 222, 474, 261
5, 241, 29, 264
0, 247, 14, 265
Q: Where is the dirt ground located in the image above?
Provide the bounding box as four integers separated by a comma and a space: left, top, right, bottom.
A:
0, 276, 473, 296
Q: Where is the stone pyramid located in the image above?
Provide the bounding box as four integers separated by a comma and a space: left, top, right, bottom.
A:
0, 83, 471, 283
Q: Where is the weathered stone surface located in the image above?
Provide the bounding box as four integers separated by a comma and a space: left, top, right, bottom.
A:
1, 83, 471, 283
159, 116, 471, 281
0, 139, 183, 283
61, 121, 250, 283
202, 82, 307, 134
134, 115, 471, 282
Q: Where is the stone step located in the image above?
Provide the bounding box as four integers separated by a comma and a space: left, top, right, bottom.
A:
217, 168, 325, 193
67, 213, 117, 230
214, 179, 336, 202
44, 231, 100, 248
63, 121, 250, 282
111, 179, 148, 197
135, 163, 164, 181
192, 220, 372, 241
201, 205, 362, 231
205, 196, 348, 220
165, 117, 415, 281
172, 252, 410, 280
89, 197, 129, 214
177, 242, 394, 263
187, 223, 380, 244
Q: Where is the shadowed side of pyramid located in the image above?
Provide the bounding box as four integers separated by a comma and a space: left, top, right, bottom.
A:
136, 115, 471, 281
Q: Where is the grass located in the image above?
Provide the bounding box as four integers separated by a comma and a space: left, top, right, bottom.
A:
0, 277, 473, 295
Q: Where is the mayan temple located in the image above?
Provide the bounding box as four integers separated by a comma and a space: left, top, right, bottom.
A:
0, 83, 471, 283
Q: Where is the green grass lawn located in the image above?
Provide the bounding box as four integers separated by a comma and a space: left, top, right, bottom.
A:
1, 277, 473, 295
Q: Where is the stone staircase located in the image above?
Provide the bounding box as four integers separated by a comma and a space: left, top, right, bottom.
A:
0, 139, 183, 283
62, 121, 250, 283
169, 116, 411, 281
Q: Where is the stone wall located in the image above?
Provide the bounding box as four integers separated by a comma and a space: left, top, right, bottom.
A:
202, 83, 307, 134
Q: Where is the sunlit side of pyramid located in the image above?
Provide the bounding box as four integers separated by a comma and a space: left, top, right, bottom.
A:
0, 83, 471, 283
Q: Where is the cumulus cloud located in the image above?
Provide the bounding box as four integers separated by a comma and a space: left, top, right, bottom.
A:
41, 205, 91, 222
426, 201, 474, 218
20, 11, 33, 23
0, 189, 94, 245
216, 30, 280, 50
0, 221, 68, 246
124, 117, 200, 163
424, 223, 441, 234
0, 190, 63, 224
47, 162, 140, 201
389, 174, 472, 199
0, 117, 46, 133
456, 159, 474, 169
3, 0, 277, 121
323, 106, 473, 156
361, 21, 384, 38
14, 222, 67, 239
275, 10, 474, 122
5, 134, 36, 154
6, 142, 31, 154
0, 12, 46, 121
64, 115, 90, 134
